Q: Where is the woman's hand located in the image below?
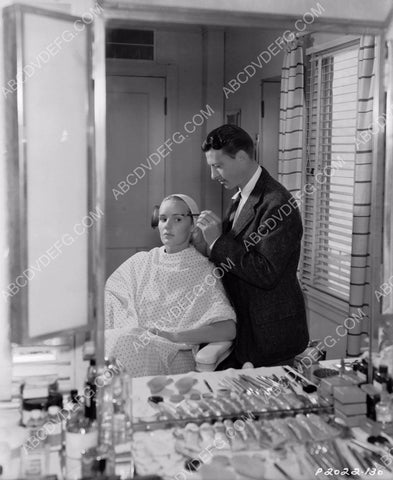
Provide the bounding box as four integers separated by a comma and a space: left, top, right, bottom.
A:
149, 319, 236, 345
152, 320, 236, 345
149, 328, 179, 343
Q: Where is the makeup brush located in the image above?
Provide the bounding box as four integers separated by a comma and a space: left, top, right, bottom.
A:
283, 366, 318, 393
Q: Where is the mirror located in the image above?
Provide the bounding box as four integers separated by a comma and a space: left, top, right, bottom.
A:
4, 5, 97, 344
102, 4, 388, 363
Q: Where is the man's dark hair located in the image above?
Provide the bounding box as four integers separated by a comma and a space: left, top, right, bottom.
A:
201, 124, 254, 159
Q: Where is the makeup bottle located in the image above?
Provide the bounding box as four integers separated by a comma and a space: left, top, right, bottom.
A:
82, 370, 115, 478
20, 409, 50, 478
65, 389, 98, 480
47, 405, 62, 450
85, 359, 97, 420
376, 383, 393, 434
378, 365, 393, 393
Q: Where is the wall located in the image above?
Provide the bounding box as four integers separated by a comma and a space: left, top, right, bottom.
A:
306, 294, 348, 359
388, 17, 393, 40
155, 27, 225, 213
224, 28, 283, 135
224, 27, 284, 181
154, 27, 205, 205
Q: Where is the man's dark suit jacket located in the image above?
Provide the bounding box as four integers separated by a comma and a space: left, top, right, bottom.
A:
210, 167, 309, 366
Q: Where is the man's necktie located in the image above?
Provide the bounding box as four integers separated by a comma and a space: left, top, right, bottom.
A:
224, 194, 241, 232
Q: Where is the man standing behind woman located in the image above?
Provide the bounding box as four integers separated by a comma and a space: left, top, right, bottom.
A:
194, 124, 309, 368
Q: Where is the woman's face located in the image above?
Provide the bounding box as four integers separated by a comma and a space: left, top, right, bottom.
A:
158, 198, 193, 253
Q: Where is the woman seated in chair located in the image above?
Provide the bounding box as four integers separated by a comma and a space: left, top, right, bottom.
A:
105, 194, 236, 377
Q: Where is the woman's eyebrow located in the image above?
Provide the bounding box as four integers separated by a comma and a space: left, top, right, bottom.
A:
159, 213, 187, 216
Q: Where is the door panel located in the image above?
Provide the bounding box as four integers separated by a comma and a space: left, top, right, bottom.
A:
106, 76, 166, 276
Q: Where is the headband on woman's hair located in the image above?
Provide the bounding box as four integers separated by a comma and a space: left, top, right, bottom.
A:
170, 194, 199, 215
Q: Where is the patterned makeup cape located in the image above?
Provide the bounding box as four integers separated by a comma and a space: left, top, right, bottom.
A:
105, 246, 236, 377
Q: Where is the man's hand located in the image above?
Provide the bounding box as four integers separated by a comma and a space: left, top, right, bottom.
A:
195, 210, 222, 247
191, 227, 208, 256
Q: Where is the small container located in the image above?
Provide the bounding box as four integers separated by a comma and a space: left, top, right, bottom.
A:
81, 445, 115, 478
352, 358, 369, 383
334, 399, 367, 416
378, 365, 393, 393
48, 380, 63, 409
0, 401, 27, 479
47, 405, 62, 450
65, 389, 98, 480
372, 365, 390, 392
22, 398, 47, 427
360, 383, 380, 421
113, 406, 127, 445
376, 383, 393, 434
65, 429, 98, 480
84, 360, 97, 420
20, 409, 50, 478
333, 385, 367, 404
82, 340, 95, 361
335, 409, 365, 428
318, 376, 355, 399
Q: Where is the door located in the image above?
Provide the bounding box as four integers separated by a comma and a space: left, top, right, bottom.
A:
106, 76, 166, 277
261, 80, 281, 180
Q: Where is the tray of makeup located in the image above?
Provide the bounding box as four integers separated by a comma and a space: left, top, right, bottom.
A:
132, 368, 333, 431
131, 414, 393, 479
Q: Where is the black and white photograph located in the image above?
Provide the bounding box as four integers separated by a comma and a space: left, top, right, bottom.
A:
1, 0, 393, 478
